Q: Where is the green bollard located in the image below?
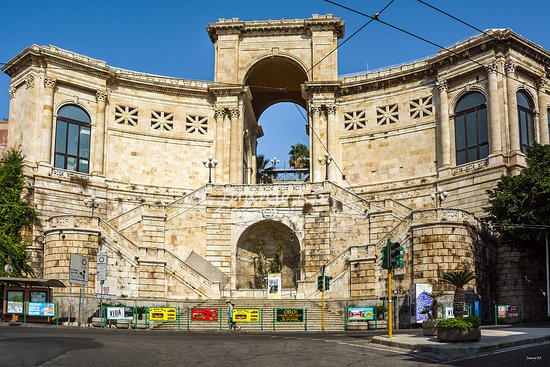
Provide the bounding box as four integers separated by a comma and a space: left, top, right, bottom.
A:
304, 308, 308, 332
178, 307, 181, 331
56, 302, 59, 326
187, 306, 190, 331
219, 307, 222, 331
23, 301, 27, 325
260, 308, 264, 331
272, 308, 276, 332
344, 306, 347, 332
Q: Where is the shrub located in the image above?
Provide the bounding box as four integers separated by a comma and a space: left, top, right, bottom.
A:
437, 316, 480, 331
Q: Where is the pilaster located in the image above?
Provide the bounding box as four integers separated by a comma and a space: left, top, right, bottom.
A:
91, 89, 109, 175
536, 78, 549, 144
436, 78, 451, 169
485, 63, 503, 154
505, 62, 521, 154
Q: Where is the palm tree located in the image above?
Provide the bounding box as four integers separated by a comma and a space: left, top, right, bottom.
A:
441, 270, 476, 318
256, 154, 271, 183
288, 143, 309, 169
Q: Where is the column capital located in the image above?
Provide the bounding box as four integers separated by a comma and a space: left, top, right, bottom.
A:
9, 87, 16, 99
536, 77, 547, 90
229, 107, 240, 119
326, 104, 336, 115
436, 78, 448, 92
96, 89, 110, 103
485, 63, 499, 75
310, 105, 322, 115
504, 62, 517, 75
43, 76, 56, 89
25, 75, 35, 89
214, 108, 226, 119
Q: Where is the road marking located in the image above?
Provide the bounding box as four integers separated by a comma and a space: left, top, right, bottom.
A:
331, 341, 441, 363
443, 340, 550, 363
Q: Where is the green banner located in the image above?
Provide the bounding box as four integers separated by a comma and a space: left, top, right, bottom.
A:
276, 308, 304, 322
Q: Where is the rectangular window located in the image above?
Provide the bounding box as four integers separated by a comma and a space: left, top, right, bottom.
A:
55, 121, 67, 154
7, 291, 24, 314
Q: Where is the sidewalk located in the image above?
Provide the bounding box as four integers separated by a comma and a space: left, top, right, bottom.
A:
371, 326, 550, 355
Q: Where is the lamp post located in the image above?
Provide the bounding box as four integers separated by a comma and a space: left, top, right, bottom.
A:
202, 157, 218, 184
83, 195, 102, 216
430, 186, 448, 208
270, 157, 280, 170
317, 153, 333, 181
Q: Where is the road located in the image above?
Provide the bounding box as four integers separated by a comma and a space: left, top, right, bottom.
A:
0, 326, 548, 367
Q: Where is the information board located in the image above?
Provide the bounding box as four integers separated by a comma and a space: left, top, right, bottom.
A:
107, 307, 133, 320
28, 303, 55, 317
191, 308, 218, 321
69, 253, 89, 285
233, 308, 260, 322
276, 308, 304, 322
347, 307, 374, 321
149, 307, 177, 321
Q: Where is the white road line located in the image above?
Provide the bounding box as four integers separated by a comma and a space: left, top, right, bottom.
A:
328, 341, 441, 363
443, 340, 550, 363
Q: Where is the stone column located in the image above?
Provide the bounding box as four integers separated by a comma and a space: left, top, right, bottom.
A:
91, 89, 109, 175
40, 76, 56, 164
485, 63, 502, 154
326, 104, 337, 181
214, 108, 226, 183
229, 107, 241, 184
310, 105, 322, 182
436, 79, 451, 168
536, 78, 549, 145
505, 62, 521, 153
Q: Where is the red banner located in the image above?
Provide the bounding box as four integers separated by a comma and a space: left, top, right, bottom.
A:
191, 308, 218, 321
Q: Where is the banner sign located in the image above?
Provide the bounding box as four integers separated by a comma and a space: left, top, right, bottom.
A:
191, 308, 218, 321
348, 307, 374, 321
414, 283, 433, 323
267, 273, 282, 299
28, 303, 56, 317
497, 305, 508, 318
107, 307, 133, 320
507, 305, 519, 318
149, 307, 177, 321
498, 305, 519, 318
233, 308, 260, 322
276, 308, 304, 322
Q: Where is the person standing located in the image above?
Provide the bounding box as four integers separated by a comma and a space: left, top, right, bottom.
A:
226, 300, 240, 331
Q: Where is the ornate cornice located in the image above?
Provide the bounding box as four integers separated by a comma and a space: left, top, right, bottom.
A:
451, 158, 489, 176
536, 77, 547, 90
504, 62, 517, 74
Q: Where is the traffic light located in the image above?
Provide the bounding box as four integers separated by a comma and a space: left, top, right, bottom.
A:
381, 242, 390, 269
317, 275, 323, 291
324, 276, 333, 291
390, 241, 404, 268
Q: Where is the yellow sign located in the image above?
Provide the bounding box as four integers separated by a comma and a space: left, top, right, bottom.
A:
149, 307, 177, 321
232, 308, 260, 322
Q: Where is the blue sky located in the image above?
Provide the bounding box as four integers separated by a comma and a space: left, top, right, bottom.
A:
1, 0, 549, 167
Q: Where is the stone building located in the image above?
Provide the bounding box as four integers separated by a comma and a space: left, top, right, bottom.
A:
2, 15, 549, 323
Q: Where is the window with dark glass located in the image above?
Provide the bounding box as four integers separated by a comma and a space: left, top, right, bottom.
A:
517, 90, 535, 154
54, 105, 91, 173
454, 92, 489, 165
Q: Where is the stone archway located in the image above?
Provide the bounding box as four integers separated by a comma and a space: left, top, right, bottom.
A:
236, 220, 300, 290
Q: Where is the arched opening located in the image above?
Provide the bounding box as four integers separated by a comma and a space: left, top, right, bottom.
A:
236, 220, 300, 290
244, 56, 310, 182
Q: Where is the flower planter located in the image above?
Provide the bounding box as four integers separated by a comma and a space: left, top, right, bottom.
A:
437, 327, 481, 342
422, 319, 439, 336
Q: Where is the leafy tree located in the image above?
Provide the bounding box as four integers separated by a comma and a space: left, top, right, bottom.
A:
0, 148, 36, 277
484, 144, 550, 252
268, 242, 284, 274
256, 154, 271, 184
441, 270, 476, 318
288, 143, 309, 169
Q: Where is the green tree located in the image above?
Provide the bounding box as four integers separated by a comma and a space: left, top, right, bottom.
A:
268, 242, 284, 274
256, 154, 271, 184
0, 148, 36, 277
441, 270, 476, 318
484, 144, 550, 252
288, 143, 309, 169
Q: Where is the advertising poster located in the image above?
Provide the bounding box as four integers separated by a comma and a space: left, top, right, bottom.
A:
348, 307, 374, 321
507, 305, 519, 318
498, 305, 508, 318
276, 308, 304, 322
414, 283, 433, 323
28, 303, 56, 317
267, 273, 282, 299
149, 307, 177, 321
233, 308, 260, 322
191, 308, 218, 321
107, 307, 133, 320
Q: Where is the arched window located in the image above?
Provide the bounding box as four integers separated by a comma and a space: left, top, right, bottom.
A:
454, 92, 488, 165
517, 90, 535, 154
54, 105, 91, 173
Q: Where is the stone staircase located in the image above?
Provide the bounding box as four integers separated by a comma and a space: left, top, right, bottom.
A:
152, 299, 345, 332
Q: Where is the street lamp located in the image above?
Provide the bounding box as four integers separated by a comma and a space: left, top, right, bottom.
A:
83, 195, 102, 216
202, 157, 218, 184
270, 157, 280, 170
317, 153, 333, 181
430, 186, 448, 208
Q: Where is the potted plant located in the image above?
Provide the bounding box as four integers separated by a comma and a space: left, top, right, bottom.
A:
368, 305, 388, 330
133, 306, 149, 329
420, 290, 445, 336
437, 316, 481, 341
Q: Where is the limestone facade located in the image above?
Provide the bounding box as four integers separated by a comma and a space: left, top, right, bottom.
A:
2, 15, 550, 322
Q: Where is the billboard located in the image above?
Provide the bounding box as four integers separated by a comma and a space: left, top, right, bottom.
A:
106, 307, 133, 320
347, 307, 374, 321
28, 303, 55, 317
414, 283, 433, 323
149, 307, 177, 321
276, 308, 304, 322
191, 308, 218, 321
232, 308, 260, 322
